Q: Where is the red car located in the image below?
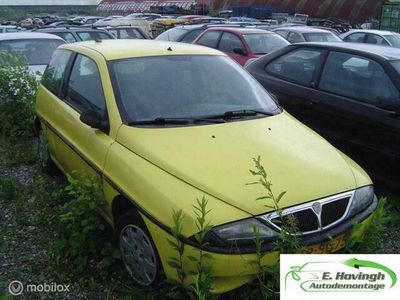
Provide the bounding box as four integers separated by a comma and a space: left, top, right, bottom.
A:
193, 27, 289, 66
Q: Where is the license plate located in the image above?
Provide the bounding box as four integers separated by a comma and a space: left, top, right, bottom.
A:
301, 234, 347, 254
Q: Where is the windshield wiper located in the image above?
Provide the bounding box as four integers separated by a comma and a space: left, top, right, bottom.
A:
204, 109, 275, 120
128, 118, 190, 126
128, 117, 225, 126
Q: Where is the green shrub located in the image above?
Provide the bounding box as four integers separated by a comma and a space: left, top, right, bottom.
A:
51, 174, 119, 275
0, 52, 39, 142
0, 176, 17, 200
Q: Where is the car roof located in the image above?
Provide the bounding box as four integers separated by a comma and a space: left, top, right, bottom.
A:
275, 26, 334, 33
296, 42, 400, 60
60, 39, 224, 61
0, 32, 65, 41
343, 29, 395, 36
37, 27, 108, 32
204, 27, 272, 34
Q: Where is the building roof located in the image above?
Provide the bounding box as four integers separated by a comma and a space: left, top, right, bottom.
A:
0, 0, 100, 5
60, 39, 224, 60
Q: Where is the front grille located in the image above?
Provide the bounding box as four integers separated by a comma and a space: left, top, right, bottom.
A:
321, 197, 350, 227
263, 192, 353, 235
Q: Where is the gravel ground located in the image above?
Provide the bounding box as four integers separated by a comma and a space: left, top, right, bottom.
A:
1, 162, 399, 299
0, 164, 148, 300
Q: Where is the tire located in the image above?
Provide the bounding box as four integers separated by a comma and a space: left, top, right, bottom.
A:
36, 128, 57, 175
117, 209, 163, 286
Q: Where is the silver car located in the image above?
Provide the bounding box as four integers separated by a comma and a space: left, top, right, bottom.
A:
340, 29, 400, 48
0, 32, 65, 75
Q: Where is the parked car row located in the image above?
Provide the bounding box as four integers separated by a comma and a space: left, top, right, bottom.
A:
0, 15, 398, 295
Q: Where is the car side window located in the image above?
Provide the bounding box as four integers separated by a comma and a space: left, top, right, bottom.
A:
56, 32, 77, 43
119, 29, 145, 39
366, 34, 389, 46
287, 32, 303, 43
42, 49, 72, 95
319, 51, 398, 104
108, 29, 118, 38
275, 30, 288, 39
266, 48, 323, 85
65, 54, 107, 117
218, 32, 245, 53
344, 33, 366, 43
196, 31, 221, 48
181, 29, 203, 43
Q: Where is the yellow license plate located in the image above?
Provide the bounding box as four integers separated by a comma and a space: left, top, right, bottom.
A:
301, 234, 347, 254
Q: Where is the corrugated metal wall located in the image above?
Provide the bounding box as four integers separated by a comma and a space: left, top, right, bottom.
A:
211, 0, 384, 22
0, 0, 100, 5
98, 0, 384, 21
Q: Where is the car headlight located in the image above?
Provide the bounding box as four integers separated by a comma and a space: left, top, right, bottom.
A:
347, 185, 374, 218
205, 218, 279, 247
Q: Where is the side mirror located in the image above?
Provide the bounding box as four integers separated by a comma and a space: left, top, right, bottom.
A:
80, 111, 109, 131
376, 97, 400, 113
233, 47, 248, 56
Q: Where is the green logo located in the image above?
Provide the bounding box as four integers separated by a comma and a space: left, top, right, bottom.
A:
285, 258, 397, 292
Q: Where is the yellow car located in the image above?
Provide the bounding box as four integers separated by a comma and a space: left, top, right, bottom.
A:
35, 40, 377, 293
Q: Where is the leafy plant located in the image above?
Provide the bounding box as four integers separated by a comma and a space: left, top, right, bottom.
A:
343, 197, 398, 253
0, 52, 39, 142
0, 176, 17, 200
167, 197, 216, 300
248, 156, 301, 299
189, 197, 215, 300
167, 209, 186, 287
50, 174, 119, 274
249, 156, 300, 253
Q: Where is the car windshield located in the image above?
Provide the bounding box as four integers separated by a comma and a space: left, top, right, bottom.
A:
243, 33, 289, 54
77, 31, 113, 41
109, 55, 279, 124
385, 34, 400, 48
155, 28, 187, 41
303, 32, 341, 42
0, 39, 64, 65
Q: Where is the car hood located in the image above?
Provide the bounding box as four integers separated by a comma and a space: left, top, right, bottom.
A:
116, 112, 365, 216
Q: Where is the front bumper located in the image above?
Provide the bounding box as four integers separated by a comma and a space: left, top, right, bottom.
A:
143, 196, 378, 294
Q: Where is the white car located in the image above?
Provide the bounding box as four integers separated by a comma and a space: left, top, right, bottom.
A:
0, 32, 65, 75
0, 25, 20, 33
340, 29, 400, 48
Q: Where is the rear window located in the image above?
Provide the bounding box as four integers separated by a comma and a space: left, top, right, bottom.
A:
77, 31, 113, 41
155, 28, 187, 41
0, 38, 64, 65
303, 32, 341, 42
243, 33, 289, 54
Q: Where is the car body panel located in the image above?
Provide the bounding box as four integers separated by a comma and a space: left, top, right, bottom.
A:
115, 112, 370, 217
246, 43, 400, 186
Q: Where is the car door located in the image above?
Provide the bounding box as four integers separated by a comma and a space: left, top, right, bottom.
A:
217, 32, 248, 65
50, 53, 114, 177
316, 51, 400, 173
195, 30, 221, 49
262, 47, 326, 126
